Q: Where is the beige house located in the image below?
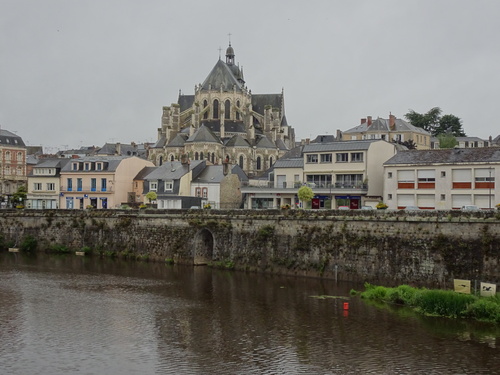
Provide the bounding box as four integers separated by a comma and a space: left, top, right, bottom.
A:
242, 140, 400, 209
59, 156, 154, 209
342, 114, 431, 149
383, 148, 499, 210
26, 158, 70, 209
0, 129, 27, 206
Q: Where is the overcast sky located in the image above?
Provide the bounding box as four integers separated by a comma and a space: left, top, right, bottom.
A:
1, 0, 499, 153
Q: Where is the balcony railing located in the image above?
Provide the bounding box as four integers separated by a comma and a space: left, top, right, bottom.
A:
61, 186, 112, 193
241, 181, 368, 190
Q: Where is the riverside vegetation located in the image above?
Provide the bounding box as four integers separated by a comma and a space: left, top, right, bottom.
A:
354, 283, 500, 323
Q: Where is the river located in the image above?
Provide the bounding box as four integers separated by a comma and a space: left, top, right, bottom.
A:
0, 252, 498, 374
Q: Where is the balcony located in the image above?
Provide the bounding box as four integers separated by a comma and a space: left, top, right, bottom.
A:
60, 186, 112, 193
241, 181, 368, 193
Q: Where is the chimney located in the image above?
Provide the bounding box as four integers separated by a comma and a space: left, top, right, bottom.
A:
115, 142, 121, 155
389, 114, 396, 130
367, 116, 372, 126
180, 153, 190, 165
336, 129, 342, 140
306, 138, 310, 145
361, 118, 366, 125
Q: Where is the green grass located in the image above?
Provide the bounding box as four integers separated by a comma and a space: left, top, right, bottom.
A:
360, 283, 500, 323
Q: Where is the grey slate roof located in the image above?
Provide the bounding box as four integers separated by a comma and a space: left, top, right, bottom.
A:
178, 95, 195, 112
201, 120, 246, 134
133, 166, 157, 180
97, 143, 141, 157
153, 135, 167, 148
201, 59, 243, 91
225, 134, 251, 147
61, 156, 130, 172
281, 145, 304, 159
0, 129, 25, 147
192, 164, 248, 184
384, 147, 500, 165
273, 158, 303, 169
251, 94, 283, 116
275, 138, 288, 150
311, 135, 336, 143
344, 117, 429, 135
303, 140, 378, 153
166, 133, 188, 147
186, 125, 221, 143
256, 135, 276, 149
143, 160, 205, 181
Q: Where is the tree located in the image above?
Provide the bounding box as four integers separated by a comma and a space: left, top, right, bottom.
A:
404, 107, 466, 137
145, 191, 157, 203
437, 133, 458, 149
395, 139, 417, 149
297, 186, 314, 208
12, 186, 27, 205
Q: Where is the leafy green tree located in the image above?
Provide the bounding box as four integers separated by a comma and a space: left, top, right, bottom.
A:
435, 114, 466, 137
145, 191, 157, 203
12, 185, 27, 205
404, 107, 466, 137
297, 186, 314, 208
437, 133, 458, 148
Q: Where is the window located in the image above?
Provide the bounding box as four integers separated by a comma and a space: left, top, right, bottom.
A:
388, 172, 393, 179
195, 152, 199, 160
236, 100, 240, 120
200, 152, 204, 160
195, 187, 201, 197
17, 152, 23, 162
165, 181, 173, 192
270, 156, 274, 166
388, 194, 393, 200
5, 151, 10, 161
256, 156, 262, 170
306, 174, 332, 188
306, 154, 318, 163
225, 99, 230, 119
336, 153, 348, 162
440, 194, 446, 201
336, 174, 363, 188
34, 183, 42, 191
101, 179, 107, 192
213, 99, 219, 119
320, 154, 332, 163
441, 171, 446, 178
203, 100, 208, 119
67, 178, 73, 191
72, 163, 79, 171
149, 181, 158, 191
77, 178, 83, 191
417, 170, 436, 189
91, 178, 97, 192
46, 183, 55, 191
96, 163, 102, 171
202, 188, 208, 198
239, 155, 244, 169
351, 152, 363, 162
84, 163, 90, 171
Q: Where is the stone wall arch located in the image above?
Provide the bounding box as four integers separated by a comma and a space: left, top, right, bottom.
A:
192, 228, 215, 265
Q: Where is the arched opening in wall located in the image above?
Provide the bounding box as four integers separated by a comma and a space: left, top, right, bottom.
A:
192, 228, 214, 265
195, 152, 199, 160
269, 156, 274, 167
236, 100, 240, 120
203, 100, 208, 119
239, 155, 244, 169
256, 156, 262, 170
200, 152, 204, 160
170, 154, 175, 161
225, 100, 231, 119
213, 99, 219, 119
211, 153, 215, 164
159, 156, 163, 166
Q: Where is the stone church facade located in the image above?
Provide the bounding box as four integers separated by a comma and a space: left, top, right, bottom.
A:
148, 44, 295, 177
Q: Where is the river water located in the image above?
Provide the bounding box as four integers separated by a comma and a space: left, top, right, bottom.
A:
0, 253, 498, 375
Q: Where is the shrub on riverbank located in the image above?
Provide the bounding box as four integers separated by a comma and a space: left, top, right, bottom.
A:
360, 283, 500, 323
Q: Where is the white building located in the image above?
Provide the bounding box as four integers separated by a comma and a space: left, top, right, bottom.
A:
383, 148, 499, 210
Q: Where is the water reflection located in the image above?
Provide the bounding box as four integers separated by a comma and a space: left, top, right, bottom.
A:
0, 253, 498, 374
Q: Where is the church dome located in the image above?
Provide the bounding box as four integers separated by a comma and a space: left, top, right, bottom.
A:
226, 45, 234, 56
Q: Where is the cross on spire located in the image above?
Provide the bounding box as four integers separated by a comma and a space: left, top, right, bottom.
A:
228, 32, 232, 45
218, 46, 222, 60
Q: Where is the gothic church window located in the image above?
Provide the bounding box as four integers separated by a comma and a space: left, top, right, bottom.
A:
236, 101, 240, 120
200, 152, 204, 160
211, 153, 215, 163
239, 155, 244, 169
213, 99, 219, 119
195, 152, 199, 160
225, 100, 230, 119
203, 100, 208, 119
256, 156, 262, 170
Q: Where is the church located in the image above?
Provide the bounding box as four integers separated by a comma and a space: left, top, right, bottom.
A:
148, 43, 295, 177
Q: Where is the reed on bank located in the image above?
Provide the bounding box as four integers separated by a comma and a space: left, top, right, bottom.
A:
357, 283, 500, 323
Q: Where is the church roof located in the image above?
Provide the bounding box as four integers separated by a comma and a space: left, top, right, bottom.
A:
251, 94, 283, 116
275, 138, 288, 150
201, 59, 243, 92
178, 95, 195, 112
166, 133, 188, 147
225, 134, 251, 147
153, 135, 167, 148
201, 120, 246, 134
186, 124, 221, 144
255, 135, 276, 149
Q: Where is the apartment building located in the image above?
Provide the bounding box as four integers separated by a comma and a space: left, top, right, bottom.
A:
383, 148, 499, 209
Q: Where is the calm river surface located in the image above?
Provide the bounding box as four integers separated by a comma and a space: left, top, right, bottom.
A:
0, 252, 498, 375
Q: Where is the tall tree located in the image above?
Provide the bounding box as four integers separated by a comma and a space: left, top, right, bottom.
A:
404, 107, 466, 137
437, 133, 458, 149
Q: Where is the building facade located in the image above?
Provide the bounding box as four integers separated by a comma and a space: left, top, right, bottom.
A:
342, 114, 431, 149
383, 148, 500, 210
0, 129, 27, 206
148, 43, 295, 177
26, 158, 70, 209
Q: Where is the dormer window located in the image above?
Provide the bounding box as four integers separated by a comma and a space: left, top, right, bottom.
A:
84, 162, 91, 171
96, 162, 103, 171
72, 163, 79, 171
149, 181, 158, 191
165, 181, 173, 192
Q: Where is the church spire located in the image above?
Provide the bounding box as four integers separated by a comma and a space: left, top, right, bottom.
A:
225, 33, 235, 65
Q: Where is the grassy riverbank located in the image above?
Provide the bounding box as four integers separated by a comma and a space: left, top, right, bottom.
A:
355, 283, 500, 323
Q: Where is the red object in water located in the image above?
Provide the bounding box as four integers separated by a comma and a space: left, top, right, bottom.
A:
343, 302, 349, 310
